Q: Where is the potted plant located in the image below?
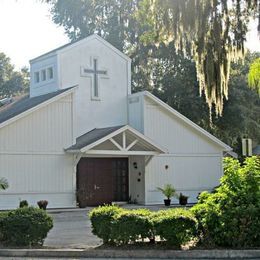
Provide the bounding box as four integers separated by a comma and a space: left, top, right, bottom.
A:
179, 193, 189, 205
157, 184, 176, 206
19, 200, 29, 208
37, 200, 48, 210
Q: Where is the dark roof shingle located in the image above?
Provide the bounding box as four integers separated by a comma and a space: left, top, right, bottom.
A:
0, 88, 74, 125
66, 125, 125, 151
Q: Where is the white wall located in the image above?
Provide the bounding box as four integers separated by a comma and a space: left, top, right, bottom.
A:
58, 37, 130, 137
145, 155, 222, 204
127, 93, 225, 205
128, 95, 144, 133
0, 94, 75, 209
30, 54, 58, 97
129, 156, 145, 204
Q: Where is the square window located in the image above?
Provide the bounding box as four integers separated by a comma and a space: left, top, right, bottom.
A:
47, 67, 53, 79
34, 72, 40, 83
41, 70, 46, 81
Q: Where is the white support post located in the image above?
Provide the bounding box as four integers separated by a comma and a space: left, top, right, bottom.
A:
110, 138, 123, 151
122, 131, 126, 150
126, 139, 138, 151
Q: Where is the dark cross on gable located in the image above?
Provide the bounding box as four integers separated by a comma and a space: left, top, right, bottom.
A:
83, 58, 107, 98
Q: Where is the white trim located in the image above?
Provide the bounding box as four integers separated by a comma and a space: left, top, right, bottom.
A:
130, 91, 232, 151
156, 153, 222, 157
58, 35, 131, 62
0, 151, 66, 155
31, 34, 131, 63
0, 86, 77, 130
122, 131, 126, 149
126, 139, 138, 150
84, 150, 159, 156
110, 138, 123, 151
0, 191, 74, 195
78, 125, 167, 154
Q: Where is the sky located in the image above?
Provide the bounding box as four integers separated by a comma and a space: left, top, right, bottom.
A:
0, 0, 259, 70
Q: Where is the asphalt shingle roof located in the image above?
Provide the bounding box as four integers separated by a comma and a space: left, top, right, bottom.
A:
0, 88, 74, 125
66, 125, 125, 151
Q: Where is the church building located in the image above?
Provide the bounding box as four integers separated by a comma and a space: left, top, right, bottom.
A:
0, 35, 232, 209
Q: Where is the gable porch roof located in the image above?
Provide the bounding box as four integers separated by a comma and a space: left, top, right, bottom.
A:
65, 125, 167, 156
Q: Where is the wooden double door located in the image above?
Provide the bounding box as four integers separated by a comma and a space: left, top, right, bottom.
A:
77, 158, 129, 207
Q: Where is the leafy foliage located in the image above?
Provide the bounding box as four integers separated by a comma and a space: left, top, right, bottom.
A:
0, 212, 8, 241
89, 205, 197, 246
137, 0, 260, 116
0, 177, 8, 190
19, 200, 29, 208
0, 52, 29, 98
157, 184, 176, 199
42, 0, 260, 157
248, 57, 260, 95
1, 207, 53, 246
111, 209, 152, 244
89, 204, 124, 244
191, 157, 260, 247
152, 208, 198, 247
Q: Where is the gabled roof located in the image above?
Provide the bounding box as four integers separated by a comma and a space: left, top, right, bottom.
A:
0, 87, 75, 128
130, 91, 232, 151
66, 125, 167, 155
30, 34, 131, 63
66, 125, 124, 151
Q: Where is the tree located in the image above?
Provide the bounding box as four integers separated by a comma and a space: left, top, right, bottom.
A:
44, 0, 259, 117
211, 52, 260, 155
248, 57, 260, 95
137, 0, 260, 116
0, 52, 29, 99
145, 40, 260, 156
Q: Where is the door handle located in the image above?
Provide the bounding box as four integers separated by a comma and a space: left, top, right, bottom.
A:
94, 184, 100, 190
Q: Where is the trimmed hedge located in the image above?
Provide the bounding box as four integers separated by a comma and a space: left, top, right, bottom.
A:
0, 211, 8, 241
112, 209, 152, 244
152, 209, 198, 247
89, 205, 197, 246
89, 205, 124, 244
1, 207, 53, 246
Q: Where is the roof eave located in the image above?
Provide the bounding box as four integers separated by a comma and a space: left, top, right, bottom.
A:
140, 91, 232, 152
0, 86, 77, 130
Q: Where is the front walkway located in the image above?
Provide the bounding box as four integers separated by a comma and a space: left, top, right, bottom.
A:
44, 204, 191, 249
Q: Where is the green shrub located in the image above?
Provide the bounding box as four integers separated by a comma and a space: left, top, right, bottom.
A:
192, 157, 260, 247
2, 207, 53, 246
111, 209, 152, 244
90, 205, 198, 246
152, 208, 198, 247
89, 205, 123, 244
0, 212, 8, 241
19, 200, 29, 208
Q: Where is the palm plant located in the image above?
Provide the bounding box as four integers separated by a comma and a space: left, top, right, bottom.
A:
0, 177, 8, 190
157, 184, 176, 200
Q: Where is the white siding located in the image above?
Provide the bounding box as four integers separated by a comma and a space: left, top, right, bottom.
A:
139, 94, 224, 205
30, 55, 58, 97
0, 95, 75, 209
129, 156, 145, 204
58, 37, 129, 137
145, 155, 222, 204
143, 97, 222, 154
